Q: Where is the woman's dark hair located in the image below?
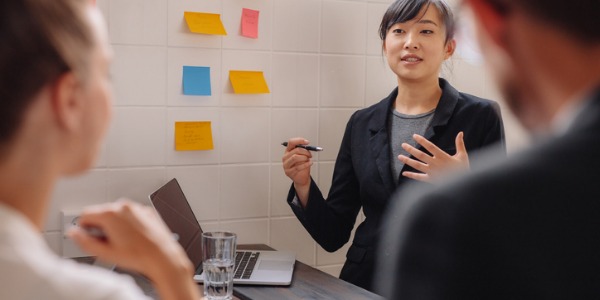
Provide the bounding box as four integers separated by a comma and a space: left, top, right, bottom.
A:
379, 0, 455, 44
0, 0, 93, 147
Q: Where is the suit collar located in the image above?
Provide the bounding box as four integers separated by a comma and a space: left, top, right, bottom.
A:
367, 89, 396, 134
367, 78, 459, 137
564, 85, 600, 135
423, 78, 459, 140
367, 89, 396, 193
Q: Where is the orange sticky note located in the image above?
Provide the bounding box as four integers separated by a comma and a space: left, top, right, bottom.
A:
184, 12, 227, 35
229, 70, 270, 94
174, 121, 214, 151
241, 8, 259, 39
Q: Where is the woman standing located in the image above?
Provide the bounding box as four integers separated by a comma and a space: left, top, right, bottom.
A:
282, 0, 505, 292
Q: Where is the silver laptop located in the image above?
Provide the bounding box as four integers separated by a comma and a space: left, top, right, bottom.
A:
149, 178, 295, 285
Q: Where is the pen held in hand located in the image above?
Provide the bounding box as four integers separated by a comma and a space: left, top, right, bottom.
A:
281, 142, 323, 152
80, 226, 179, 242
81, 226, 107, 241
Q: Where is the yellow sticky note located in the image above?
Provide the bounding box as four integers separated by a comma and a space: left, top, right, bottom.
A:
229, 70, 270, 94
184, 12, 227, 35
174, 121, 214, 151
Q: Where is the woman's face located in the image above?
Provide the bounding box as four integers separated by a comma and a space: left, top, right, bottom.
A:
383, 5, 455, 84
69, 5, 113, 174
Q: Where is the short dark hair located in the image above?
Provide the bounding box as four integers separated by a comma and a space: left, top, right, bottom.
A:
379, 0, 456, 44
486, 0, 600, 43
0, 0, 93, 147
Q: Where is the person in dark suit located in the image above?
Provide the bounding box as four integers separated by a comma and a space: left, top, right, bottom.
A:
281, 0, 505, 292
376, 0, 600, 299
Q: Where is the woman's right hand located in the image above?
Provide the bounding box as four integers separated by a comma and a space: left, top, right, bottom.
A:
68, 200, 200, 300
282, 137, 314, 205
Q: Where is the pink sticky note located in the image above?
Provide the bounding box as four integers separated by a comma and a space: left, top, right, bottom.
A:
241, 8, 259, 39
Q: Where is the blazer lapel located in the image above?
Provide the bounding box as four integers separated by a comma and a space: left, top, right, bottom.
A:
369, 89, 398, 194
423, 78, 459, 141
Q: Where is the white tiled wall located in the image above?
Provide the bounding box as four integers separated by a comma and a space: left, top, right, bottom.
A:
44, 0, 529, 278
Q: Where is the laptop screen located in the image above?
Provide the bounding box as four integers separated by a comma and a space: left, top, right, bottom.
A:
149, 178, 203, 270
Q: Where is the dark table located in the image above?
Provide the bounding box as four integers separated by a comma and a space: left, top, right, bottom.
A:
111, 244, 383, 300
233, 244, 384, 300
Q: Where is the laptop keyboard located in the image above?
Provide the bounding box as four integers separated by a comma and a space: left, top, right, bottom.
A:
233, 251, 260, 279
195, 251, 260, 279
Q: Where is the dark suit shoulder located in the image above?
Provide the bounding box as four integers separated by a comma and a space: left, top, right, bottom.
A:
379, 137, 600, 298
379, 89, 600, 299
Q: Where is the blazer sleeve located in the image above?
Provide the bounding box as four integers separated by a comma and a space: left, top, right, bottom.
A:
287, 113, 362, 252
481, 101, 506, 153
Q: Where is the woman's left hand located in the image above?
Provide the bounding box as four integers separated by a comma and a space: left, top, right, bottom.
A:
398, 132, 469, 182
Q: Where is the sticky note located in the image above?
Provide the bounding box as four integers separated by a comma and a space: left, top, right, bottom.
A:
241, 8, 259, 39
182, 66, 211, 96
184, 12, 227, 35
229, 70, 270, 94
174, 121, 214, 151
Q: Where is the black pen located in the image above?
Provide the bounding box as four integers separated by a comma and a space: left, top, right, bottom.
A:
281, 142, 323, 152
81, 226, 179, 241
82, 226, 107, 240
76, 218, 180, 241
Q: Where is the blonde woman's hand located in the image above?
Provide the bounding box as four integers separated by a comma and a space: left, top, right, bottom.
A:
68, 200, 200, 300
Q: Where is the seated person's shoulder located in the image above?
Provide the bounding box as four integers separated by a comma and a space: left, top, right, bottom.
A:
0, 250, 148, 300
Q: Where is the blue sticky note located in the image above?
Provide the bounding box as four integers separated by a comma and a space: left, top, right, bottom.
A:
182, 66, 211, 96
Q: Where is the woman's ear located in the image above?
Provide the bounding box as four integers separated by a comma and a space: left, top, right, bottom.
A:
444, 39, 456, 59
50, 72, 84, 132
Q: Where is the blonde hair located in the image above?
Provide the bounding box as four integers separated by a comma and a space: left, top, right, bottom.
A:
0, 0, 94, 144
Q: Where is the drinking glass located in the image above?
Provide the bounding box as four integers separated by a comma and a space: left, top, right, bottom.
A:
202, 231, 237, 300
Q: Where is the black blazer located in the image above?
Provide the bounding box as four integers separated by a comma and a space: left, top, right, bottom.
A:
288, 78, 505, 292
377, 87, 600, 299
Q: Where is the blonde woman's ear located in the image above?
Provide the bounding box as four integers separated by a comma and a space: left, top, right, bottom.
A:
51, 72, 85, 133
